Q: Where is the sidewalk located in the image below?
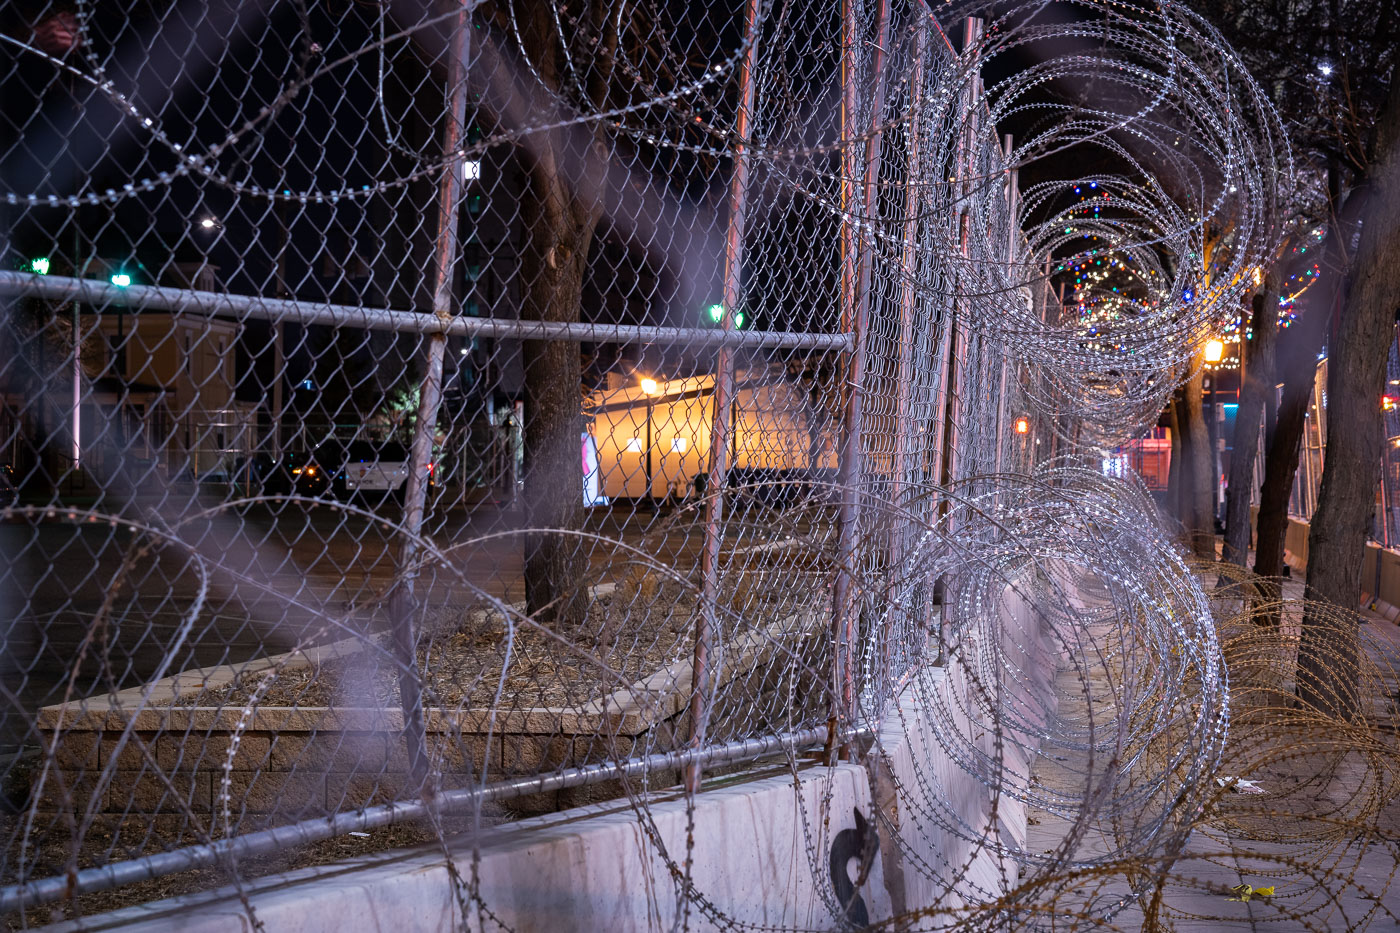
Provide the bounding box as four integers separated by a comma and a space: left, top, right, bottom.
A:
1020, 554, 1400, 930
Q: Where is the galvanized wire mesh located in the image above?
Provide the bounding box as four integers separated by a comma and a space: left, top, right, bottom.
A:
8, 1, 1396, 931
0, 1, 995, 917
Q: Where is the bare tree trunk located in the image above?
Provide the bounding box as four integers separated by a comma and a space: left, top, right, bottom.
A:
1298, 79, 1400, 718
521, 230, 591, 624
1255, 273, 1336, 584
1223, 267, 1284, 566
515, 0, 616, 626
1183, 362, 1215, 558
1247, 166, 1359, 606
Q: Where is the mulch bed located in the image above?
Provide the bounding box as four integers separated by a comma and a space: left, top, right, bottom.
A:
171, 586, 700, 711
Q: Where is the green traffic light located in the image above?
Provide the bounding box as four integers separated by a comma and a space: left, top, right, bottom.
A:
110, 273, 131, 287
707, 304, 745, 327
29, 257, 49, 275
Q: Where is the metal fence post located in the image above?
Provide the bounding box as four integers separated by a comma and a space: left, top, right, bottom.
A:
830, 0, 890, 756
686, 0, 761, 794
390, 2, 471, 792
890, 17, 928, 519
991, 134, 1017, 481
887, 10, 928, 705
936, 17, 982, 498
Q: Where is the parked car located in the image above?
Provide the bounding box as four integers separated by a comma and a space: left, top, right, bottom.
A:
248, 452, 331, 498
332, 440, 409, 500
324, 439, 443, 503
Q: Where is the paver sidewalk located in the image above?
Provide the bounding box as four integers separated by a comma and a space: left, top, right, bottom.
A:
1018, 560, 1400, 931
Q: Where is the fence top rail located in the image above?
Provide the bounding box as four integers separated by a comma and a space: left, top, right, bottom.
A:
0, 271, 852, 351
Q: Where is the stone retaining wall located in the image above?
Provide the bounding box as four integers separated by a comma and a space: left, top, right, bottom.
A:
35, 611, 819, 818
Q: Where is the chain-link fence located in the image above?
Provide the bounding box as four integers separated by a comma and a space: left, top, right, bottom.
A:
5, 0, 1356, 928
0, 0, 1049, 919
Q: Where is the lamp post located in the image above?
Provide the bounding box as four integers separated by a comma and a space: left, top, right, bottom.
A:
1204, 338, 1225, 520
640, 377, 660, 501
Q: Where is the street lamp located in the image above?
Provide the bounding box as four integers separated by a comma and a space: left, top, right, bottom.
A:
1013, 416, 1032, 470
639, 377, 661, 501
1202, 337, 1227, 523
